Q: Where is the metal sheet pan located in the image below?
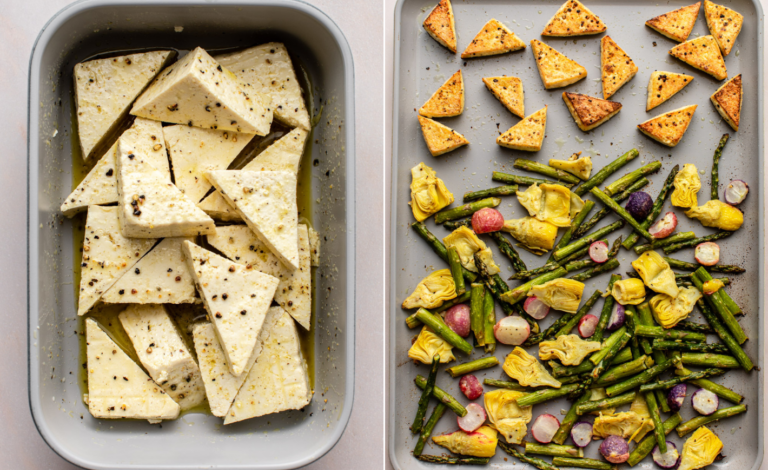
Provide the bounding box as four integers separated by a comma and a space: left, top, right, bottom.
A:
390, 0, 763, 468
27, 1, 355, 468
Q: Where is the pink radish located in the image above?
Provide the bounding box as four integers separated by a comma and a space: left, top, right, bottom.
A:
459, 375, 483, 400
570, 421, 593, 447
649, 212, 677, 239
695, 242, 720, 266
472, 208, 504, 234
494, 316, 530, 345
524, 296, 551, 320
578, 314, 599, 338
724, 180, 749, 205
589, 241, 609, 263
444, 304, 471, 337
457, 403, 487, 433
531, 414, 560, 444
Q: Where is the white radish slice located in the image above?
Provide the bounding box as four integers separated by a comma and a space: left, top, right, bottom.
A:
570, 421, 593, 447
531, 414, 560, 444
457, 403, 486, 433
695, 242, 720, 266
578, 314, 599, 338
524, 296, 551, 320
652, 441, 680, 469
494, 316, 530, 345
692, 388, 719, 415
724, 180, 749, 205
589, 241, 609, 263
649, 212, 678, 239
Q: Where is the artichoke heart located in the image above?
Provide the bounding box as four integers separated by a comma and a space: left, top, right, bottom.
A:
484, 390, 532, 444
444, 226, 488, 272
570, 191, 586, 219
402, 269, 456, 309
539, 334, 601, 365
517, 183, 543, 216
611, 278, 647, 305
517, 183, 572, 227
593, 411, 653, 441
407, 326, 455, 364
502, 347, 561, 388
529, 278, 585, 314
589, 388, 614, 416
679, 426, 723, 470
632, 251, 679, 298
671, 163, 701, 209
627, 394, 655, 442
433, 426, 498, 458
550, 153, 593, 180
502, 217, 559, 254
650, 287, 702, 329
409, 162, 454, 221
685, 200, 744, 231
476, 248, 501, 276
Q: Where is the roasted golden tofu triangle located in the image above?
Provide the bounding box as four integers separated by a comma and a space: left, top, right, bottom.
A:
601, 36, 638, 99
704, 0, 744, 56
482, 76, 524, 118
418, 70, 464, 118
497, 106, 547, 151
530, 39, 587, 89
423, 0, 457, 53
461, 19, 525, 58
646, 71, 694, 111
638, 105, 697, 147
646, 2, 701, 42
541, 0, 607, 36
562, 92, 622, 132
669, 36, 727, 81
711, 74, 742, 131
418, 115, 469, 156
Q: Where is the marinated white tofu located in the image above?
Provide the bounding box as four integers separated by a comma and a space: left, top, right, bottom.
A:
182, 241, 280, 377
102, 237, 196, 304
61, 142, 119, 217
308, 227, 320, 267
85, 318, 180, 421
216, 43, 310, 130
115, 130, 215, 238
205, 170, 298, 270
192, 322, 255, 417
131, 47, 273, 135
208, 224, 312, 330
224, 307, 311, 424
118, 304, 205, 410
163, 125, 254, 203
75, 50, 173, 162
196, 187, 240, 221
78, 206, 157, 316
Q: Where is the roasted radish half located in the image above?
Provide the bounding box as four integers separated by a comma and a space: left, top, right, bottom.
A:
606, 303, 625, 331
724, 180, 749, 205
524, 296, 551, 320
626, 192, 653, 221
494, 316, 530, 345
667, 383, 687, 412
652, 441, 681, 469
600, 435, 630, 464
571, 421, 593, 447
692, 388, 719, 415
472, 208, 504, 234
578, 314, 599, 338
649, 212, 678, 239
457, 403, 487, 432
459, 375, 483, 400
695, 242, 720, 266
589, 241, 609, 263
444, 304, 471, 337
531, 414, 560, 444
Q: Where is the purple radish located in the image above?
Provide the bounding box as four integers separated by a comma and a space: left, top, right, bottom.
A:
444, 304, 471, 337
570, 421, 593, 447
531, 414, 560, 444
494, 316, 530, 345
589, 241, 609, 263
692, 389, 719, 415
626, 192, 654, 220
459, 375, 483, 400
649, 212, 678, 239
606, 303, 625, 331
524, 296, 551, 320
667, 383, 687, 412
457, 403, 486, 433
724, 180, 749, 205
578, 314, 599, 338
652, 441, 681, 468
694, 242, 720, 267
600, 435, 630, 464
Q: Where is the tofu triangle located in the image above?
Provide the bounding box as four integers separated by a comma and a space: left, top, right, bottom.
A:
419, 70, 464, 118
638, 105, 698, 147
183, 241, 280, 377
423, 0, 457, 53
75, 50, 173, 162
102, 237, 196, 304
647, 71, 694, 111
78, 206, 157, 316
601, 36, 638, 99
669, 36, 727, 81
542, 0, 607, 37
85, 318, 180, 421
417, 116, 469, 156
646, 3, 701, 42
483, 76, 524, 118
704, 0, 744, 56
205, 170, 300, 270
61, 142, 119, 217
224, 307, 311, 424
563, 93, 621, 131
497, 106, 547, 151
208, 225, 312, 330
710, 74, 742, 131
531, 39, 587, 89
461, 19, 526, 59
164, 125, 254, 203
